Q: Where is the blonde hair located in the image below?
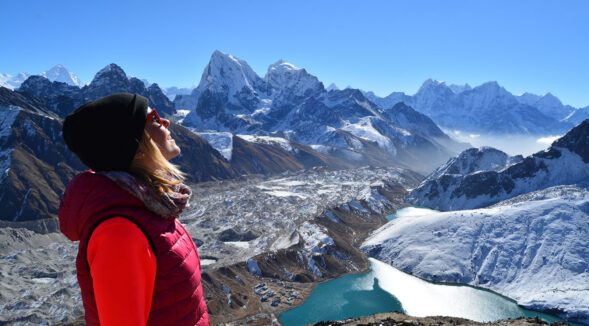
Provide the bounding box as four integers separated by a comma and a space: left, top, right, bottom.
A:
129, 130, 185, 195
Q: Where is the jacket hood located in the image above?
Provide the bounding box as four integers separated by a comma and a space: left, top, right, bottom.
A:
58, 170, 145, 241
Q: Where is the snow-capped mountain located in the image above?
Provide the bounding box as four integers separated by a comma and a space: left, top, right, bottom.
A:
564, 105, 589, 125
17, 76, 81, 116
1, 65, 81, 90
0, 73, 30, 90
197, 50, 267, 108
325, 83, 339, 91
362, 183, 589, 324
368, 79, 573, 135
424, 146, 523, 181
447, 83, 472, 94
424, 80, 567, 134
162, 86, 194, 101
40, 65, 82, 87
17, 63, 175, 117
176, 51, 466, 173
265, 60, 324, 106
516, 92, 575, 121
407, 119, 589, 210
363, 91, 411, 111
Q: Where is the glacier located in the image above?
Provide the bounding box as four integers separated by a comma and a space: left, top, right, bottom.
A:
362, 184, 589, 324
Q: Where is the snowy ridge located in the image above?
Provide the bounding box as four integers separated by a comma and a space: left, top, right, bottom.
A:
265, 60, 323, 101
565, 109, 589, 125
362, 184, 589, 324
1, 65, 80, 89
171, 109, 191, 124
409, 121, 589, 210
326, 83, 339, 92
426, 147, 521, 181
237, 134, 293, 152
0, 106, 21, 141
162, 86, 194, 101
197, 131, 233, 160
41, 65, 81, 86
448, 83, 472, 94
410, 147, 589, 210
340, 117, 395, 150
516, 92, 575, 121
0, 73, 30, 90
368, 79, 573, 135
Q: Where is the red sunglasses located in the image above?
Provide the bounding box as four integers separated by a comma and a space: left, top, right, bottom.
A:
146, 108, 163, 126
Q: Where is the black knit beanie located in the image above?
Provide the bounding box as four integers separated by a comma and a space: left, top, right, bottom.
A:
62, 93, 149, 172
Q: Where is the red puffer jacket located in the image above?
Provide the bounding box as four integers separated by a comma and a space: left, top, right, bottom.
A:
59, 171, 209, 326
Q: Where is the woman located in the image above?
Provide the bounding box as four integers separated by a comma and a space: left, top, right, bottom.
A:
59, 93, 209, 326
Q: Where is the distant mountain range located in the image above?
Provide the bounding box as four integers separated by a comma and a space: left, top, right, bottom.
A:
4, 58, 588, 136
2, 50, 588, 230
1, 65, 81, 89
173, 51, 466, 173
364, 79, 586, 135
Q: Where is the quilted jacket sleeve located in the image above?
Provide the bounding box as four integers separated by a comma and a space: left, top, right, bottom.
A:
88, 217, 157, 326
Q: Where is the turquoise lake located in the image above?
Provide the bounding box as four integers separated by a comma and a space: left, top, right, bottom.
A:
279, 208, 569, 326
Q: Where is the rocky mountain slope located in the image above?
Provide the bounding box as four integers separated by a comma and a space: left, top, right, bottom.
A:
362, 183, 589, 324
0, 88, 83, 229
565, 105, 589, 125
0, 86, 231, 226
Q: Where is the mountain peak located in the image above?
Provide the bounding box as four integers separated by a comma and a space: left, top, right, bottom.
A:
41, 64, 81, 86
416, 78, 452, 96
419, 145, 516, 184
326, 83, 339, 91
267, 60, 301, 73
196, 51, 264, 104
448, 83, 472, 94
212, 49, 224, 57
473, 81, 510, 96
0, 72, 31, 90
87, 63, 129, 90
478, 81, 501, 90
540, 92, 563, 105
265, 59, 322, 98
94, 63, 127, 79
421, 79, 445, 87
209, 50, 248, 69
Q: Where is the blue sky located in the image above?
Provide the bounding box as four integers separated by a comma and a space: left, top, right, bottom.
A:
1, 0, 588, 107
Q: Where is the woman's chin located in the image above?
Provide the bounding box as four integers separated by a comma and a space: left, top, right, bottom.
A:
166, 147, 181, 160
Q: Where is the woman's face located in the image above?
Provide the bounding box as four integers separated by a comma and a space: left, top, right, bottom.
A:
145, 108, 181, 160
